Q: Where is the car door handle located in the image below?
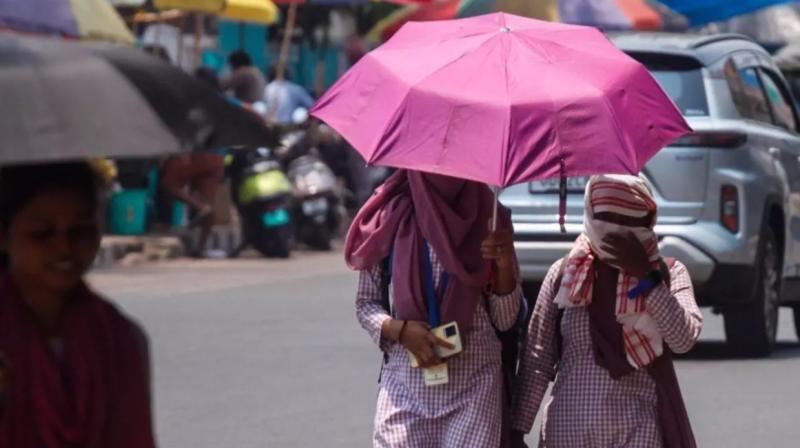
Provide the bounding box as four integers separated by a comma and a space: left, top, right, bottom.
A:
769, 147, 782, 158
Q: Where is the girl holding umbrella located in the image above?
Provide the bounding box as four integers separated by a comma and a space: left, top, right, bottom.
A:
348, 170, 523, 447
311, 12, 695, 448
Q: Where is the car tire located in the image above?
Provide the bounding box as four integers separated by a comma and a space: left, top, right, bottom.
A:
723, 226, 781, 357
794, 306, 800, 342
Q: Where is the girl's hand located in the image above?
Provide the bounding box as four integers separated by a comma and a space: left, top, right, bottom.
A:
599, 232, 652, 279
482, 227, 517, 295
400, 321, 455, 368
481, 229, 515, 270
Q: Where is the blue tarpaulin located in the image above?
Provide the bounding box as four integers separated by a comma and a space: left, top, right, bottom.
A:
659, 0, 794, 26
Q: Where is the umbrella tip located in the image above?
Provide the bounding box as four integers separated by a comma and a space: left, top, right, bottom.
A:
500, 26, 512, 33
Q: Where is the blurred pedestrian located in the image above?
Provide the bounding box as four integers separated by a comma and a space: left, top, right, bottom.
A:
511, 175, 702, 448
263, 67, 315, 124
159, 67, 227, 257
348, 170, 523, 447
0, 162, 155, 448
221, 50, 266, 104
160, 152, 224, 258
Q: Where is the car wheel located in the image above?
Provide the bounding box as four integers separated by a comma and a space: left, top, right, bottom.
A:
794, 306, 800, 342
723, 226, 781, 357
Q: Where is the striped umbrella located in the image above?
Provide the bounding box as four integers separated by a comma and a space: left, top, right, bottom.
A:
0, 0, 134, 44
368, 0, 686, 42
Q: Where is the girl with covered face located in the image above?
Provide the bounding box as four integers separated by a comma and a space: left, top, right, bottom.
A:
348, 170, 524, 447
511, 175, 702, 448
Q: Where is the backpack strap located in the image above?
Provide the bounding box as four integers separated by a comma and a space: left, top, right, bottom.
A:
553, 254, 570, 374
380, 253, 392, 316
379, 254, 392, 375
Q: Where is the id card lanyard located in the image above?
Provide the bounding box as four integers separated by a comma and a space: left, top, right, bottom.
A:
422, 240, 449, 328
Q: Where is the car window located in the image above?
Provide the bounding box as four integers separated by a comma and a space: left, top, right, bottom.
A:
759, 70, 797, 132
724, 60, 773, 124
648, 69, 708, 117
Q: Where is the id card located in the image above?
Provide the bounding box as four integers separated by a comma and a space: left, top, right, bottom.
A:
423, 363, 448, 386
407, 322, 463, 368
431, 322, 463, 358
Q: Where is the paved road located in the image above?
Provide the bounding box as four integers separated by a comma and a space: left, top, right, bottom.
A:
90, 252, 800, 448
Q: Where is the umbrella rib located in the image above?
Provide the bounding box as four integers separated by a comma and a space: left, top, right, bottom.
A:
500, 34, 512, 188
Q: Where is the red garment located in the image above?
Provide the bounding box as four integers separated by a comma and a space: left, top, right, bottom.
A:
0, 277, 155, 448
344, 170, 511, 333
162, 153, 224, 203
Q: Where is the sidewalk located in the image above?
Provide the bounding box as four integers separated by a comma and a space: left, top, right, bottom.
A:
94, 226, 243, 269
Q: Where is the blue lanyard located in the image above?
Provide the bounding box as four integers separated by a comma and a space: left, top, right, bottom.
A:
422, 241, 449, 328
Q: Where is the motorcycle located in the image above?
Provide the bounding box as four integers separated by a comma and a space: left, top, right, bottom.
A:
275, 123, 343, 251
228, 147, 293, 258
286, 152, 341, 250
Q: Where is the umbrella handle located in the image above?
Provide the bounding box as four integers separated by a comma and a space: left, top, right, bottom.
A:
492, 188, 499, 232
559, 157, 567, 234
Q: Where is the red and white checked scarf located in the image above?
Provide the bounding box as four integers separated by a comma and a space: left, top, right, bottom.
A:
554, 175, 663, 369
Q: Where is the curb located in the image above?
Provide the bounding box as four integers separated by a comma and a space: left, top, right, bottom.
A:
93, 235, 185, 269
93, 226, 242, 269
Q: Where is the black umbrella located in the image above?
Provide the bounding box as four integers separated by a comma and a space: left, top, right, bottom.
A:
0, 33, 277, 164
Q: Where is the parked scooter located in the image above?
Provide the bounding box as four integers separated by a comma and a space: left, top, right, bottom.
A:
286, 153, 341, 250
278, 111, 343, 251
227, 147, 293, 258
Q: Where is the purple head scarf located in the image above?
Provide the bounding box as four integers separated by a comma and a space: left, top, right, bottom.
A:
345, 170, 511, 333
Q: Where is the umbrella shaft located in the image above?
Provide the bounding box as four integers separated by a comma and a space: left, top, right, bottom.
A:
492, 188, 499, 232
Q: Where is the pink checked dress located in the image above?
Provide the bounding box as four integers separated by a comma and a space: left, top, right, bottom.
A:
512, 259, 702, 447
356, 248, 522, 448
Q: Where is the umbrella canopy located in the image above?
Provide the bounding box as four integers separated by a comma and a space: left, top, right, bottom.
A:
108, 0, 147, 5
0, 0, 135, 44
154, 0, 279, 24
657, 0, 794, 26
558, 0, 665, 30
369, 0, 685, 41
313, 13, 690, 189
0, 34, 276, 164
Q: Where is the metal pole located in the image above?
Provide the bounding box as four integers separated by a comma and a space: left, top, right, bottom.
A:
276, 1, 299, 82
194, 13, 203, 68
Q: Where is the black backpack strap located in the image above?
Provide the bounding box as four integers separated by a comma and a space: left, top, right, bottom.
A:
553, 255, 569, 375
380, 256, 391, 314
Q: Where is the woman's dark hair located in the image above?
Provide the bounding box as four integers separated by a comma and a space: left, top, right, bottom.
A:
0, 162, 101, 228
228, 50, 252, 69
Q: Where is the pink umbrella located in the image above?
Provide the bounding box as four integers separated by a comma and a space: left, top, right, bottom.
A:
311, 12, 690, 229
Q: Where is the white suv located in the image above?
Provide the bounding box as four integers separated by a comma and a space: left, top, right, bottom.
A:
503, 33, 800, 357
